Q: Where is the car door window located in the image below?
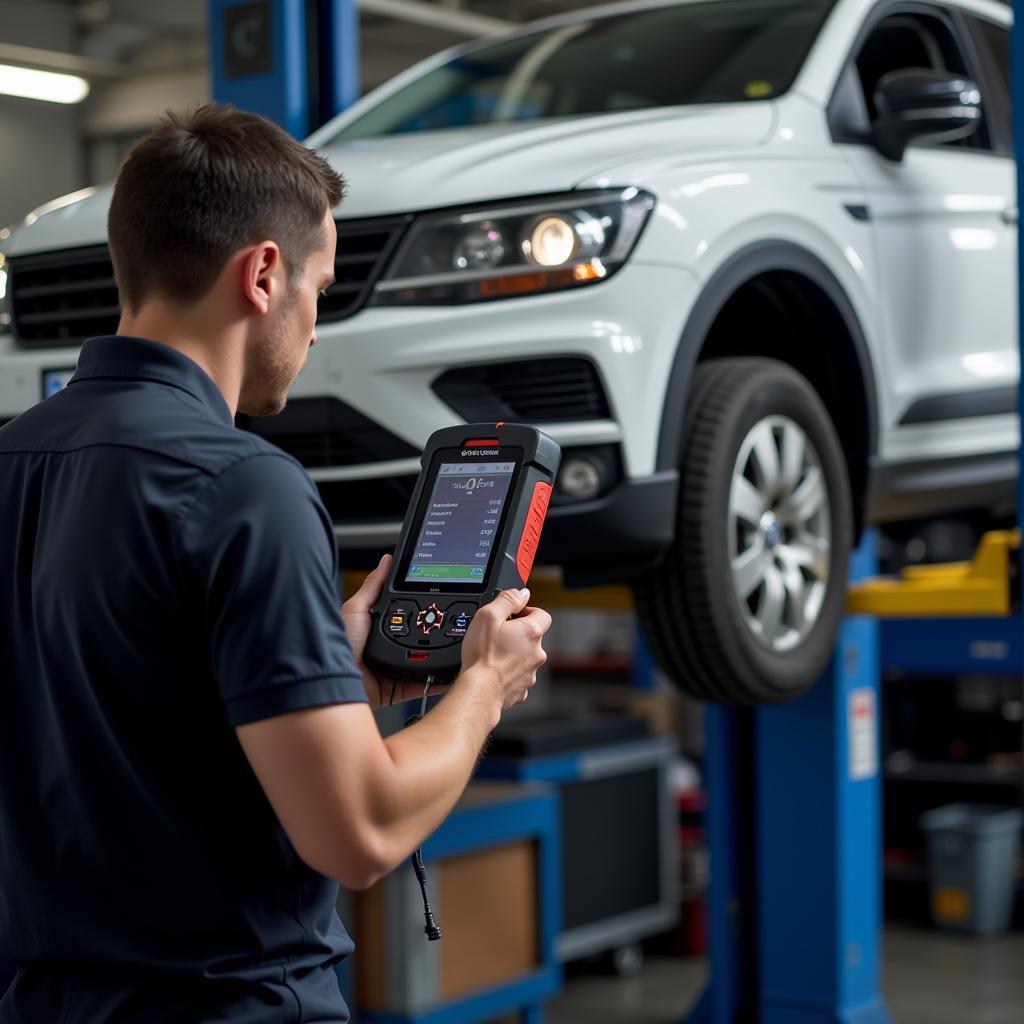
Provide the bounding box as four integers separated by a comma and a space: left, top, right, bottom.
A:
831, 9, 992, 152
964, 15, 1012, 154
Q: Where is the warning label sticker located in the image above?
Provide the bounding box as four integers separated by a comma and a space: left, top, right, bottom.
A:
848, 688, 878, 782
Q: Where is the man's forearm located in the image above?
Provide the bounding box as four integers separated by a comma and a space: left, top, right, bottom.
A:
367, 667, 502, 873
237, 667, 507, 889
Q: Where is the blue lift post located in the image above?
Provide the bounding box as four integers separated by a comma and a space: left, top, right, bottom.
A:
687, 538, 892, 1024
209, 0, 359, 138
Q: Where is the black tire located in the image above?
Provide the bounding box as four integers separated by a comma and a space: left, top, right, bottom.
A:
634, 358, 853, 705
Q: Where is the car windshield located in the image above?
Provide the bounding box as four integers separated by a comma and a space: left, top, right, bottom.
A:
328, 0, 836, 143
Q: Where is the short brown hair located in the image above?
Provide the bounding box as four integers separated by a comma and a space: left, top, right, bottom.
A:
108, 103, 346, 312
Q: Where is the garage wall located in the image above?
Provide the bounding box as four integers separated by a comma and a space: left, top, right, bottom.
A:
81, 35, 210, 186
0, 97, 83, 230
0, 1, 84, 229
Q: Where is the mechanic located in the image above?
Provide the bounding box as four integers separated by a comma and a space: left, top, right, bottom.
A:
0, 103, 550, 1023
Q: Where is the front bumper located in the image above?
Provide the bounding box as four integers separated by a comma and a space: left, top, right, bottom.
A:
543, 469, 678, 585
293, 258, 697, 480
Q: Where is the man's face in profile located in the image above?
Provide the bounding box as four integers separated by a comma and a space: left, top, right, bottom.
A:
239, 210, 337, 417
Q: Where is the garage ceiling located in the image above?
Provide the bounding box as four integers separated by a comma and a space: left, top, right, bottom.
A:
7, 0, 596, 87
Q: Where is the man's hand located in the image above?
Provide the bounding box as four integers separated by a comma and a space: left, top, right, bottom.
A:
341, 554, 446, 707
459, 588, 551, 711
340, 554, 389, 663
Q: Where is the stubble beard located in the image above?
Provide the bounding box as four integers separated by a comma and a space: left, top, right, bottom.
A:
238, 315, 302, 418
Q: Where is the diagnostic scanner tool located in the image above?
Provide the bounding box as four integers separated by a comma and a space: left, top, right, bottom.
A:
365, 423, 561, 683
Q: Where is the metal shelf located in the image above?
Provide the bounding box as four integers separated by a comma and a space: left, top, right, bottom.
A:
884, 761, 1022, 786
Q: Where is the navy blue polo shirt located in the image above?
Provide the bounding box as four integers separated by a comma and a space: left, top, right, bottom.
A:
0, 336, 368, 1023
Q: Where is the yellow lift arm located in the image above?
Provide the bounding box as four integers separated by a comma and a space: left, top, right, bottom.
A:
846, 530, 1019, 618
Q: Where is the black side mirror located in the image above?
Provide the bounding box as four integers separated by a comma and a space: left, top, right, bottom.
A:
872, 68, 982, 162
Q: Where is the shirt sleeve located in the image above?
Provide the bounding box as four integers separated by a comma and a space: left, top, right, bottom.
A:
177, 452, 367, 726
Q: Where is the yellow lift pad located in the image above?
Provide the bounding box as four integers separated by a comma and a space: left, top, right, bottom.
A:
846, 530, 1018, 618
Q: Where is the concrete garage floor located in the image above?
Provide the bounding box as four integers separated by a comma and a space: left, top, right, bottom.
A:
542, 926, 1024, 1024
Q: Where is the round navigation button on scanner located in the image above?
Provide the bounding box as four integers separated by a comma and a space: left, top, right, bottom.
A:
416, 603, 445, 635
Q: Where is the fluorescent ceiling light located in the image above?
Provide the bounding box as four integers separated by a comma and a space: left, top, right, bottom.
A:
0, 63, 90, 104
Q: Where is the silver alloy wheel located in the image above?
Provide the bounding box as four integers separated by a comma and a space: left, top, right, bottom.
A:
728, 415, 831, 653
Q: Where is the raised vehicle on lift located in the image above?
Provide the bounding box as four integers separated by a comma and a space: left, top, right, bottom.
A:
0, 0, 1016, 704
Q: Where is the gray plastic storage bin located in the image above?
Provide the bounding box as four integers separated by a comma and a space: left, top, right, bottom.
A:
920, 803, 1023, 936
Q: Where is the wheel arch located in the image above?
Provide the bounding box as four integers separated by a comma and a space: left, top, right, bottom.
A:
655, 240, 879, 532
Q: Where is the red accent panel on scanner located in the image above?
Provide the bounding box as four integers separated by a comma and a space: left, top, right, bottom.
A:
465, 439, 500, 448
515, 482, 552, 583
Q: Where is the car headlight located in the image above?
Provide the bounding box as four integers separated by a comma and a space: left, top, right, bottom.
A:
372, 188, 654, 305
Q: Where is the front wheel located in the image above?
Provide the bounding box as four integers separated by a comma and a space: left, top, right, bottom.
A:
634, 358, 853, 705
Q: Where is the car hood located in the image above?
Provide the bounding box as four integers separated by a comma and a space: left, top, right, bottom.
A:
322, 103, 775, 215
6, 103, 774, 256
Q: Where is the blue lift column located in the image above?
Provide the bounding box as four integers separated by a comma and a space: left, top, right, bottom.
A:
687, 538, 892, 1024
209, 0, 359, 137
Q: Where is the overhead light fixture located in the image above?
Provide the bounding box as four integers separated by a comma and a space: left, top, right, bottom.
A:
0, 64, 90, 104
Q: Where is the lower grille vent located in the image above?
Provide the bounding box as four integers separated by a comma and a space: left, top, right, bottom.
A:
433, 358, 610, 423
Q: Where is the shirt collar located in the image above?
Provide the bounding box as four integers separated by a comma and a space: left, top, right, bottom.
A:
71, 336, 234, 427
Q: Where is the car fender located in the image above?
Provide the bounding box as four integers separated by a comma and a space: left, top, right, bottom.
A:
653, 237, 879, 474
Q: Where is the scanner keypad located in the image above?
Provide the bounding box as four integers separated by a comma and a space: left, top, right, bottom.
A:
383, 599, 479, 648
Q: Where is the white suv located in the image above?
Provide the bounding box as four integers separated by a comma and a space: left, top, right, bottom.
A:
0, 0, 1016, 704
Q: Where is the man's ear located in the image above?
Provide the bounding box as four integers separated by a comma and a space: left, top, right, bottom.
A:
241, 242, 281, 314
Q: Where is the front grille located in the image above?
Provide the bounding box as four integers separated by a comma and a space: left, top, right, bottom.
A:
236, 397, 419, 470
432, 358, 611, 423
316, 476, 417, 525
318, 215, 410, 323
10, 245, 118, 347
9, 215, 410, 349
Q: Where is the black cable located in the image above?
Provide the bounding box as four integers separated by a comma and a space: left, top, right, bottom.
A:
405, 677, 441, 941
412, 846, 442, 941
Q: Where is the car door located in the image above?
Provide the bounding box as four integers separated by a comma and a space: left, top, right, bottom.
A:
829, 4, 1017, 459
